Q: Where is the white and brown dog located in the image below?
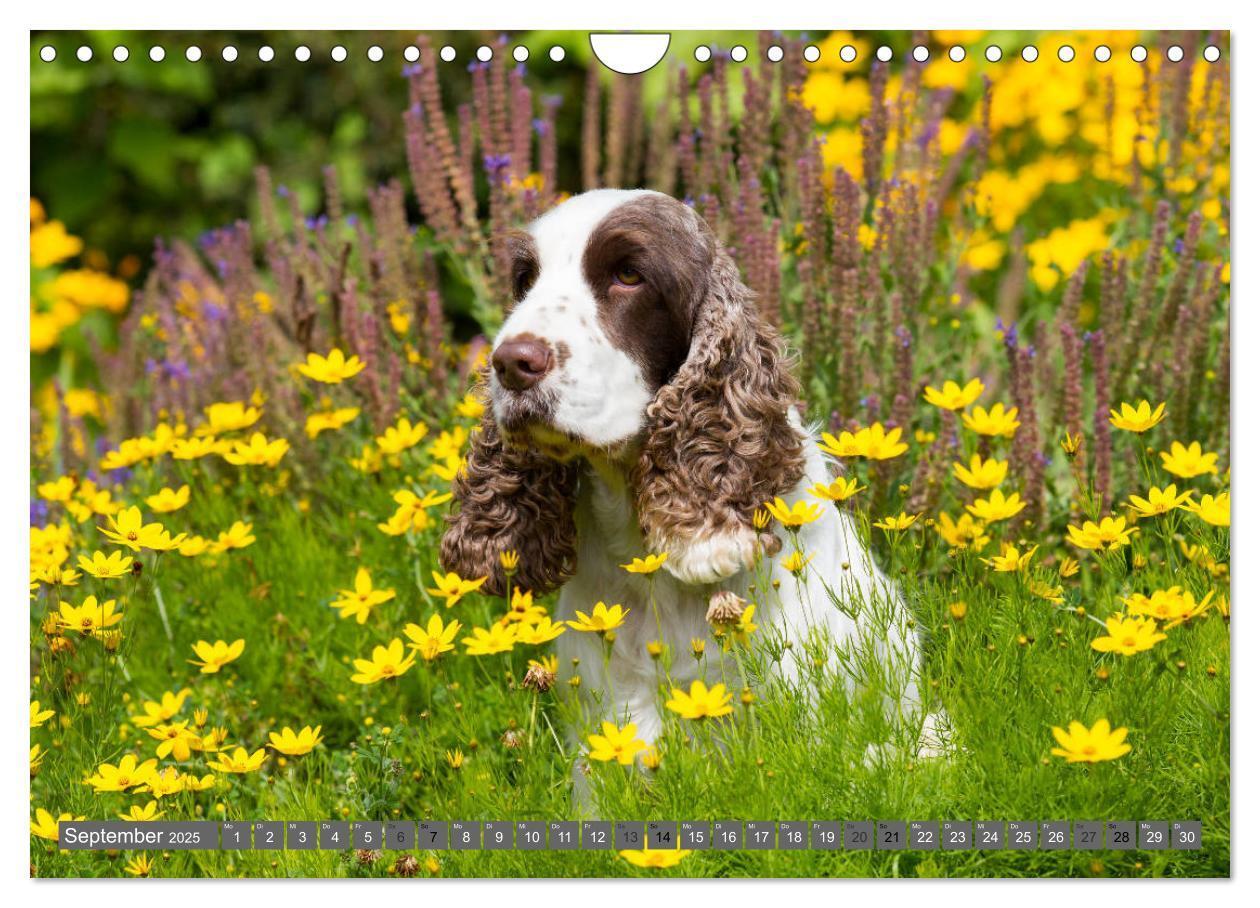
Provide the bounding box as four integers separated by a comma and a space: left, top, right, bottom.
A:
441, 189, 934, 749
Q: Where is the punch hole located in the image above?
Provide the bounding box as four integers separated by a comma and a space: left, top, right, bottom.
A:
404, 45, 420, 63
1167, 45, 1184, 63
39, 46, 56, 62
985, 45, 1002, 62
876, 45, 892, 63
839, 45, 856, 63
113, 46, 129, 63
295, 46, 311, 62
76, 45, 92, 62
912, 45, 929, 63
476, 45, 492, 63
1058, 46, 1074, 62
1204, 45, 1221, 62
186, 46, 202, 62
259, 46, 275, 63
695, 45, 712, 62
767, 45, 784, 63
222, 46, 239, 62
331, 45, 348, 62
1131, 45, 1148, 62
512, 46, 529, 63
368, 45, 384, 62
548, 45, 565, 62
1094, 46, 1111, 62
149, 46, 165, 62
949, 46, 965, 63
803, 45, 820, 63
730, 45, 748, 63
1021, 45, 1038, 62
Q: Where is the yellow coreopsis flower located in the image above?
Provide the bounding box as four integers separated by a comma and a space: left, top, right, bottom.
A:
819, 422, 909, 460
222, 432, 290, 467
350, 638, 417, 684
1125, 586, 1215, 628
873, 512, 919, 531
124, 855, 155, 877
765, 497, 823, 528
515, 617, 567, 645
30, 700, 55, 728
665, 680, 734, 720
30, 218, 83, 267
31, 808, 85, 842
1050, 719, 1131, 763
148, 721, 202, 761
499, 549, 520, 571
330, 567, 396, 624
198, 401, 261, 435
77, 550, 133, 578
1109, 400, 1166, 434
1090, 613, 1167, 655
305, 406, 360, 439
376, 416, 429, 456
84, 754, 158, 792
188, 639, 245, 674
99, 506, 187, 552
965, 488, 1026, 523
923, 377, 984, 411
37, 476, 76, 503
982, 544, 1038, 573
209, 521, 255, 553
455, 392, 486, 419
1184, 492, 1230, 527
426, 570, 488, 608
952, 455, 1009, 490
961, 402, 1020, 438
587, 722, 648, 765
566, 601, 628, 634
1126, 483, 1194, 519
1159, 441, 1219, 479
130, 689, 191, 727
781, 551, 815, 574
145, 485, 191, 514
808, 475, 866, 501
428, 426, 468, 461
171, 436, 221, 460
296, 348, 366, 383
178, 535, 210, 557
936, 511, 991, 551
620, 846, 693, 868
461, 623, 518, 655
621, 553, 669, 574
58, 595, 122, 635
268, 725, 324, 756
207, 746, 268, 774
730, 604, 759, 647
118, 801, 165, 822
500, 587, 546, 625
1026, 580, 1065, 604
1066, 516, 1138, 551
403, 614, 462, 661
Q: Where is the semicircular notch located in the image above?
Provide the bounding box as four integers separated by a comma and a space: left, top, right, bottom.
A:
589, 33, 671, 74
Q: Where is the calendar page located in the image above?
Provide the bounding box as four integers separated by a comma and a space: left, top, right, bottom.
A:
27, 27, 1230, 882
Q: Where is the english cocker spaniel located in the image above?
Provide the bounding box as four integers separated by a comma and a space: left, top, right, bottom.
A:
441, 189, 933, 750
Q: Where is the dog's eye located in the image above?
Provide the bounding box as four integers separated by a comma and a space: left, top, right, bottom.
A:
614, 266, 643, 287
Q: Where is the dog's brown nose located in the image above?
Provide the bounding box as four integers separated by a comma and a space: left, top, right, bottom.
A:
492, 335, 553, 391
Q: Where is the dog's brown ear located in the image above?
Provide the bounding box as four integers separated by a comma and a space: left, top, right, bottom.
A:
439, 405, 579, 597
632, 247, 805, 586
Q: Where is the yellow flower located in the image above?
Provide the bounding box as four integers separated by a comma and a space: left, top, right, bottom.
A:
1050, 719, 1131, 763
923, 377, 984, 411
462, 624, 518, 655
781, 551, 815, 574
873, 512, 918, 531
764, 497, 823, 527
330, 567, 396, 624
819, 422, 909, 459
375, 416, 429, 456
515, 616, 568, 645
1159, 441, 1219, 479
31, 808, 85, 842
58, 595, 122, 634
37, 476, 76, 503
445, 749, 465, 769
982, 544, 1038, 572
1109, 400, 1166, 434
145, 485, 191, 514
198, 401, 261, 435
188, 639, 245, 674
30, 219, 83, 267
1090, 613, 1167, 655
99, 506, 187, 552
222, 432, 290, 467
178, 535, 210, 557
118, 801, 165, 822
170, 436, 220, 460
1127, 483, 1194, 519
304, 406, 360, 439
620, 845, 693, 868
1066, 516, 1138, 551
209, 521, 256, 553
936, 512, 990, 551
76, 550, 133, 578
499, 549, 520, 571
1184, 492, 1230, 527
807, 476, 866, 501
350, 639, 417, 683
30, 700, 55, 728
566, 602, 628, 633
426, 570, 488, 608
665, 680, 735, 719
587, 722, 648, 765
952, 455, 1009, 490
147, 721, 202, 761
84, 754, 158, 791
130, 689, 191, 727
268, 725, 324, 756
403, 614, 462, 661
621, 553, 669, 574
731, 604, 758, 646
1060, 432, 1083, 457
961, 402, 1020, 437
965, 488, 1026, 523
428, 426, 469, 461
455, 392, 486, 419
31, 744, 45, 774
1125, 586, 1215, 629
377, 488, 452, 536
948, 601, 967, 620
295, 348, 366, 383
206, 746, 268, 773
124, 855, 155, 877
1026, 580, 1065, 604
500, 587, 546, 624
1059, 557, 1080, 578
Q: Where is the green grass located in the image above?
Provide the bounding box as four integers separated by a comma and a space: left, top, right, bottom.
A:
28, 404, 1231, 879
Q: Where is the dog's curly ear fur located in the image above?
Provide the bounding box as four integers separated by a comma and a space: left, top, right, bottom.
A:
439, 404, 579, 597
632, 248, 805, 586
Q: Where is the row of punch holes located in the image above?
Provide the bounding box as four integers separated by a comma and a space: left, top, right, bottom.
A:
38, 41, 1223, 66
